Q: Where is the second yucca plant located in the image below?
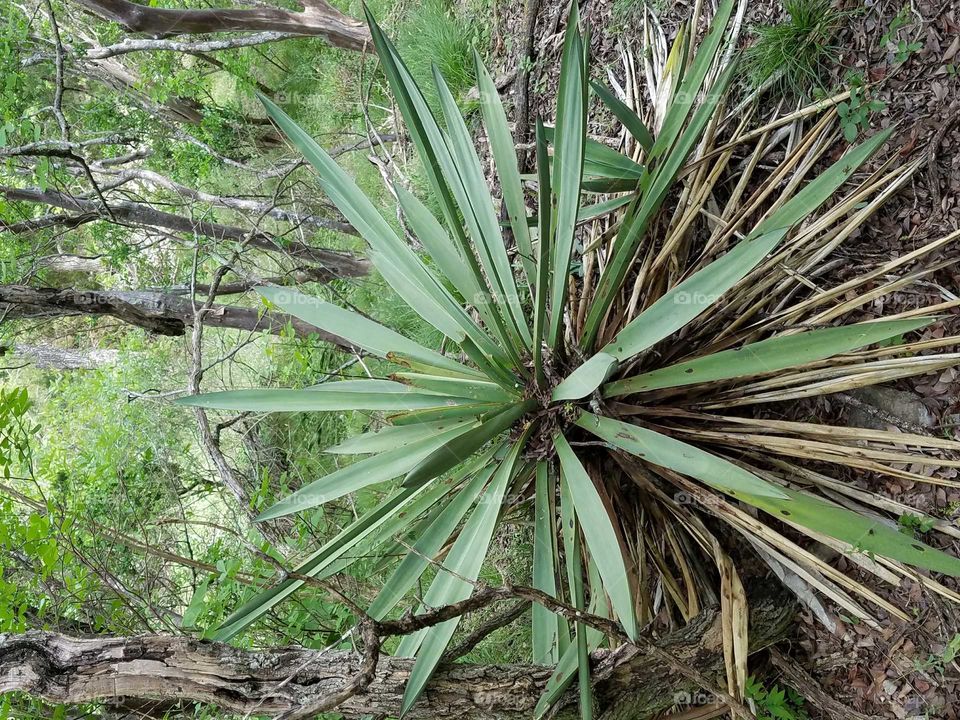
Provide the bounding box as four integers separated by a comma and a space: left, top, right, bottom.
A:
180, 1, 960, 716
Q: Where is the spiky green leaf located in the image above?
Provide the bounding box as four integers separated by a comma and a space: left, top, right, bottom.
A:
554, 432, 636, 639
575, 412, 788, 499
606, 317, 934, 396
400, 438, 527, 714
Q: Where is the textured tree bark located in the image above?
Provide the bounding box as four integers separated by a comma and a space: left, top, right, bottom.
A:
0, 588, 794, 719
73, 0, 371, 51
0, 344, 121, 370
0, 285, 352, 349
37, 254, 105, 275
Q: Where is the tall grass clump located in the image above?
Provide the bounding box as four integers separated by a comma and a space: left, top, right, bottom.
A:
397, 0, 478, 113
745, 0, 843, 94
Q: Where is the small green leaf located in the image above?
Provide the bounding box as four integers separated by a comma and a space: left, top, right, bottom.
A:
590, 80, 654, 151
552, 352, 618, 402
181, 578, 209, 629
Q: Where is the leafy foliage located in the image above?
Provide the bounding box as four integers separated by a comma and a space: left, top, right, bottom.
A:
746, 676, 810, 720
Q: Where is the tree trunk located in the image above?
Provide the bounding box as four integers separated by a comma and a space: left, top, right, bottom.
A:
74, 0, 371, 52
0, 588, 793, 719
0, 285, 352, 349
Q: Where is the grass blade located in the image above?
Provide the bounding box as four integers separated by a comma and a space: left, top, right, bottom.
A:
650, 0, 735, 160
394, 184, 479, 303
389, 402, 505, 426
543, 125, 645, 180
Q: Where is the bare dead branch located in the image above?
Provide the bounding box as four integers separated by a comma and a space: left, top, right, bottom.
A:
0, 185, 368, 275
72, 0, 371, 51
0, 285, 353, 347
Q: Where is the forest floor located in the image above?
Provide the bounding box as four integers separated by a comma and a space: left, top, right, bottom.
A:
478, 0, 960, 717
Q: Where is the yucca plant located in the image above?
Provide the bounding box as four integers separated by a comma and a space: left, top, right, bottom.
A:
178, 1, 960, 715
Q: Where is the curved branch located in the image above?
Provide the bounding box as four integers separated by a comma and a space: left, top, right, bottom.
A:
73, 0, 371, 52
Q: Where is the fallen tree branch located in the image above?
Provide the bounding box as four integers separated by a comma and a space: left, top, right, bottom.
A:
0, 588, 793, 720
73, 0, 371, 51
21, 32, 298, 64
0, 285, 352, 348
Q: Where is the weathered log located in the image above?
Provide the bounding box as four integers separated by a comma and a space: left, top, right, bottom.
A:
73, 0, 371, 52
0, 586, 794, 719
0, 344, 121, 370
